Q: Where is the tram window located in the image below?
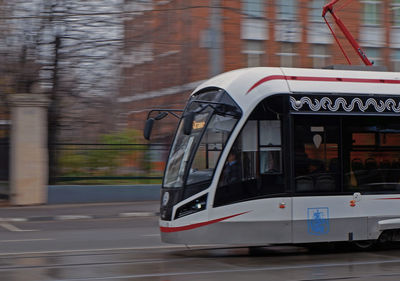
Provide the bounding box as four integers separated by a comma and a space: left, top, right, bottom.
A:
353, 133, 375, 146
187, 114, 237, 186
380, 133, 400, 146
214, 118, 284, 207
242, 121, 258, 180
344, 117, 400, 192
294, 117, 340, 193
260, 121, 281, 145
260, 148, 281, 174
260, 120, 282, 174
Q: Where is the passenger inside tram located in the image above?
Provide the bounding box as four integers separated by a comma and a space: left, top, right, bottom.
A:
221, 150, 242, 185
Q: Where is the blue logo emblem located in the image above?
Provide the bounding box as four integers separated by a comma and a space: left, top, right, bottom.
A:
307, 207, 329, 235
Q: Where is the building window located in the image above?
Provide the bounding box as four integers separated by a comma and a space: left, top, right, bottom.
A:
392, 49, 400, 71
362, 0, 381, 26
309, 0, 326, 22
243, 0, 264, 19
277, 0, 297, 21
243, 40, 264, 67
393, 0, 400, 27
276, 42, 297, 67
363, 47, 382, 65
309, 44, 331, 68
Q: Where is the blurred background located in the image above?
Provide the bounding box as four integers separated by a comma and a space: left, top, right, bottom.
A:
0, 0, 399, 197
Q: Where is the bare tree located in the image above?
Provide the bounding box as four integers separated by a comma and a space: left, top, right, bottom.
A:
0, 0, 123, 135
0, 0, 125, 182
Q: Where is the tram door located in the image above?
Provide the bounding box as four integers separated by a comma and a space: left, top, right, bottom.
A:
213, 117, 292, 244
291, 116, 367, 243
342, 116, 400, 236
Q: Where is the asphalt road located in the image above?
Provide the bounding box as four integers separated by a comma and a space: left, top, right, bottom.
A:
1, 213, 400, 280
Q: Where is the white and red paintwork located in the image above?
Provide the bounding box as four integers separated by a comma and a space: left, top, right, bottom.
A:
160, 67, 400, 246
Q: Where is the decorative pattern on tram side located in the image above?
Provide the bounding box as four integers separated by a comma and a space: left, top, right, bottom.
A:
290, 96, 400, 113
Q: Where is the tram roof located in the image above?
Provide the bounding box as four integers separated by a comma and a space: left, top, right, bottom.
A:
193, 67, 400, 113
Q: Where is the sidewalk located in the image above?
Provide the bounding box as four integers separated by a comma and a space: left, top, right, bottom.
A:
0, 201, 160, 222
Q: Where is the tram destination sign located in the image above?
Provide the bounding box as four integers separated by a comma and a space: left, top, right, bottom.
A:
290, 95, 400, 114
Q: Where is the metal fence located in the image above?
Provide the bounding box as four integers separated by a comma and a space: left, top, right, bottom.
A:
50, 143, 170, 185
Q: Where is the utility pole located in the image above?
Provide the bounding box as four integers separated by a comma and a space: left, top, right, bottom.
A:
209, 0, 222, 76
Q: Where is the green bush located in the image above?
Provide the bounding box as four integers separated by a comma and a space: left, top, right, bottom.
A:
57, 129, 152, 178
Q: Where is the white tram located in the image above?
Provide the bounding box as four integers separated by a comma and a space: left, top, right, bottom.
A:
150, 67, 400, 247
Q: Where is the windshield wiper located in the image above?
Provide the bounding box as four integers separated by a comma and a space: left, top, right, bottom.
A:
187, 100, 240, 117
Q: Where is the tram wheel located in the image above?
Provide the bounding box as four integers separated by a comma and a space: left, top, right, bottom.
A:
353, 240, 376, 250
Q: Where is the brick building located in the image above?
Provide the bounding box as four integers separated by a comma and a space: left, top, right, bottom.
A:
119, 0, 400, 141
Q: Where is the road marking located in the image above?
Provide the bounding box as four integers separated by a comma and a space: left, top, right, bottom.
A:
0, 238, 54, 243
119, 212, 157, 217
0, 222, 37, 232
0, 218, 28, 222
55, 215, 93, 220
142, 234, 160, 237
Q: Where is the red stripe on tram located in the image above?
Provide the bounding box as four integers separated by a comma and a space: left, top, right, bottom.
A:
246, 75, 287, 94
160, 211, 249, 233
246, 75, 400, 94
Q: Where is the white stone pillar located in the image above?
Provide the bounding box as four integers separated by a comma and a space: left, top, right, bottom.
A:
8, 94, 50, 205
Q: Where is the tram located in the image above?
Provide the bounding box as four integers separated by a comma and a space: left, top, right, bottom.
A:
146, 67, 400, 247
142, 0, 400, 247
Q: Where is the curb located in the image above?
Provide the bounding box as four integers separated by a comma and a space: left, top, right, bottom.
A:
0, 212, 159, 223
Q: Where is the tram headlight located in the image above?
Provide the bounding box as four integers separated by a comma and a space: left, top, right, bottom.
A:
162, 191, 170, 206
175, 194, 208, 219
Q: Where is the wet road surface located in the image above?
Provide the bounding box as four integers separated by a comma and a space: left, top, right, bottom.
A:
1, 212, 400, 280
2, 245, 400, 280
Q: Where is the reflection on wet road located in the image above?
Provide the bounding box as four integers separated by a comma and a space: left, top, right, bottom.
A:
2, 245, 400, 281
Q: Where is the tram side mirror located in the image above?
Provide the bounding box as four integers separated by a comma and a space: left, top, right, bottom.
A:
183, 112, 195, 135
144, 118, 155, 140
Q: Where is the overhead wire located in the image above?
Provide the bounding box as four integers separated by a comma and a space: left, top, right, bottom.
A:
2, 0, 398, 65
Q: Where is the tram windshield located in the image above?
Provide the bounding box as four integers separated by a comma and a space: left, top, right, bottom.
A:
163, 89, 241, 188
